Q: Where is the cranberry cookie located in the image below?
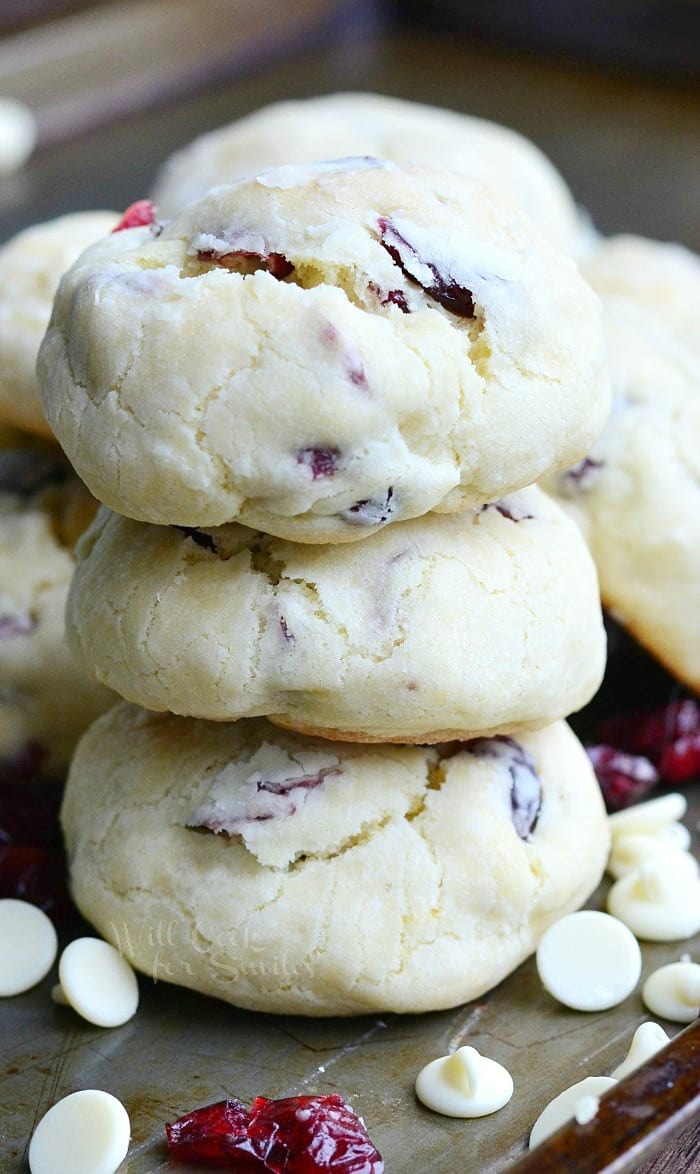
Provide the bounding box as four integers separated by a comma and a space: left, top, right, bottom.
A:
38, 160, 608, 540
0, 439, 115, 780
540, 299, 700, 690
66, 486, 605, 741
62, 705, 609, 1015
0, 211, 117, 437
582, 234, 700, 361
152, 92, 581, 254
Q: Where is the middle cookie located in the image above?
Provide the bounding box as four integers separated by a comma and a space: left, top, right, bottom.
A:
38, 160, 608, 541
67, 486, 605, 742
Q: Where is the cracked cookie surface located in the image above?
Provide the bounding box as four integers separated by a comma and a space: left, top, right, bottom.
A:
0, 211, 117, 437
38, 160, 608, 540
151, 92, 582, 255
0, 435, 116, 779
62, 705, 609, 1015
66, 485, 605, 741
540, 298, 700, 691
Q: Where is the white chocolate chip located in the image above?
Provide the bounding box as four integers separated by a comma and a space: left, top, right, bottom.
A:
0, 899, 58, 996
607, 861, 700, 941
0, 96, 36, 173
529, 1076, 617, 1149
415, 1045, 514, 1117
28, 1089, 130, 1174
608, 793, 687, 839
610, 1022, 670, 1079
58, 938, 139, 1027
536, 910, 641, 1011
606, 833, 698, 880
574, 1094, 600, 1125
642, 961, 700, 1023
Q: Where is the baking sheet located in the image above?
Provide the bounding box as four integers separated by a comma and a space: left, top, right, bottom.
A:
1, 28, 699, 1172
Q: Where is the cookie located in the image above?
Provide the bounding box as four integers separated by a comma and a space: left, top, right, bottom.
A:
38, 160, 608, 540
66, 486, 605, 741
62, 704, 610, 1015
151, 92, 581, 254
0, 442, 115, 780
582, 234, 700, 360
0, 211, 118, 437
540, 298, 700, 690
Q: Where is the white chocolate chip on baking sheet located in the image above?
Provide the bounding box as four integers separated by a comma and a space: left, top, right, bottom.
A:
536, 910, 641, 1011
57, 938, 139, 1027
28, 1088, 130, 1174
0, 899, 58, 997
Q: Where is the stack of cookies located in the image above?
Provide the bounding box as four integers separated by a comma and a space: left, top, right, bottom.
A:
39, 157, 613, 1015
0, 213, 119, 783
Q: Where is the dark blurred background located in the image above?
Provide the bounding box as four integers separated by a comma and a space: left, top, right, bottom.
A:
0, 0, 698, 245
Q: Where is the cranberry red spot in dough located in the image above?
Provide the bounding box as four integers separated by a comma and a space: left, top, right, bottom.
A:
560, 457, 604, 494
297, 447, 341, 479
378, 217, 476, 318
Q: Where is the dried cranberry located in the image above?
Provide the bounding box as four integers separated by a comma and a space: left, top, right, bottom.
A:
297, 447, 341, 479
0, 778, 63, 845
0, 844, 71, 920
466, 736, 541, 838
480, 498, 534, 523
166, 1094, 383, 1172
197, 248, 294, 279
599, 700, 700, 785
341, 488, 394, 526
248, 1094, 383, 1173
559, 457, 604, 494
378, 218, 475, 318
0, 741, 48, 787
586, 744, 659, 811
166, 1098, 258, 1167
368, 281, 410, 313
112, 200, 158, 232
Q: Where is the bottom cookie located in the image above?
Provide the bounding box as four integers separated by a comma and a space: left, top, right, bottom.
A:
62, 705, 609, 1016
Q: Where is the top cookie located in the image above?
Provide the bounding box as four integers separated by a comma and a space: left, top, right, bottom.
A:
151, 92, 581, 255
38, 161, 608, 541
0, 211, 118, 437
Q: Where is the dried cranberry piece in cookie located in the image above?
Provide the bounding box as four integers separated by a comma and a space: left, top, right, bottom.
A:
297, 447, 341, 479
586, 744, 659, 812
480, 498, 534, 523
112, 200, 158, 232
166, 1098, 260, 1167
341, 488, 395, 526
466, 736, 541, 839
378, 217, 476, 318
247, 1094, 384, 1173
197, 247, 294, 279
559, 457, 604, 495
599, 700, 700, 785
